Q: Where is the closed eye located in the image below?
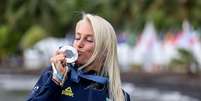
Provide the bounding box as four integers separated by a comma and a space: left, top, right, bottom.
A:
86, 36, 94, 43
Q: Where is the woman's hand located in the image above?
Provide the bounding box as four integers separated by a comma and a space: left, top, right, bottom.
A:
50, 51, 68, 86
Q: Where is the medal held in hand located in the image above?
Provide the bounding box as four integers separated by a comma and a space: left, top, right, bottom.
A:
59, 45, 78, 63
52, 45, 78, 86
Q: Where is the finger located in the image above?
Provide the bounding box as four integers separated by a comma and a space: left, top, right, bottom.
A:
54, 49, 65, 56
56, 54, 66, 61
53, 53, 65, 60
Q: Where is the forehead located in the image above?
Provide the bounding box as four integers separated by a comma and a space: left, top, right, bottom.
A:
76, 20, 94, 36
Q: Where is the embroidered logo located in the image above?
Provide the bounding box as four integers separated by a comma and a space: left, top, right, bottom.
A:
32, 85, 39, 94
62, 87, 74, 97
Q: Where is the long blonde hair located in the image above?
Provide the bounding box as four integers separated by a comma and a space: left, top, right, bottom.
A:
76, 13, 125, 101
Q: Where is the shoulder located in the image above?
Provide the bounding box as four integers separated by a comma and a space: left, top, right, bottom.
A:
43, 64, 52, 73
39, 65, 52, 77
35, 65, 53, 85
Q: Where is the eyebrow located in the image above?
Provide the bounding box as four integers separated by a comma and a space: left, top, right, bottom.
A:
76, 32, 93, 37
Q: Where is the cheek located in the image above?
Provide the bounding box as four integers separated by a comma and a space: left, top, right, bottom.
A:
86, 44, 95, 54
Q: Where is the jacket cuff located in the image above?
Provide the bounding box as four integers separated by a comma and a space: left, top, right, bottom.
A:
44, 72, 62, 95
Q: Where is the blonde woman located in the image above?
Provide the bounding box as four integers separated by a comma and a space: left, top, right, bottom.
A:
27, 13, 130, 101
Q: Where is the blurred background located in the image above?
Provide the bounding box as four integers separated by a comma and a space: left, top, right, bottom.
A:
0, 0, 201, 101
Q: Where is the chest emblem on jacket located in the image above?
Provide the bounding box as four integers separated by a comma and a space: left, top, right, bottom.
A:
62, 87, 74, 97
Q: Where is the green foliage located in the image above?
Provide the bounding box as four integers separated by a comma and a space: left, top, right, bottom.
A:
0, 25, 10, 58
0, 0, 201, 59
169, 48, 200, 74
20, 25, 46, 49
0, 25, 9, 47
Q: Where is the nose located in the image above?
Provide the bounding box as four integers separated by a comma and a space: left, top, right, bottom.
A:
76, 39, 84, 48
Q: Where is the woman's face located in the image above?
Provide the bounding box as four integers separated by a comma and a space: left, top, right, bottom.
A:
73, 20, 95, 65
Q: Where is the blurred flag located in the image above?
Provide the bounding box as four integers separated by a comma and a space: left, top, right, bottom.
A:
132, 21, 163, 72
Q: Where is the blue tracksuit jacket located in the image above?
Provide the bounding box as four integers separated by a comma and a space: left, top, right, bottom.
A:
27, 65, 130, 101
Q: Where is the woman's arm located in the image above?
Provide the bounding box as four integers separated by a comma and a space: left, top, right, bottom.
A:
27, 67, 62, 101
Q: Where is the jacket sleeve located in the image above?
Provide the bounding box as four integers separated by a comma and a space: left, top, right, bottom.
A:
27, 66, 62, 101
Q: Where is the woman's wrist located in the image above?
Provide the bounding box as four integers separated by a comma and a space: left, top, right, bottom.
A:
52, 70, 68, 86
52, 77, 60, 86
51, 62, 68, 86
